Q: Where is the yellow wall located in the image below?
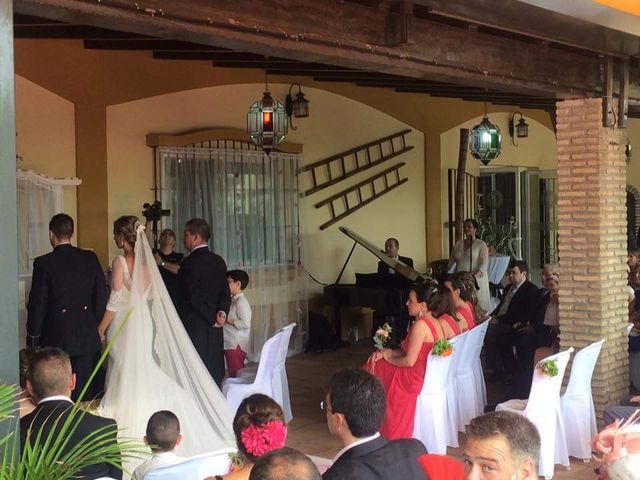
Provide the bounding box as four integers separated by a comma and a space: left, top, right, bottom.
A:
106, 84, 425, 292
440, 113, 558, 257
15, 75, 77, 222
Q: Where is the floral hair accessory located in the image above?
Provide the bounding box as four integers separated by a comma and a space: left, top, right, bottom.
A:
591, 410, 640, 480
240, 420, 287, 457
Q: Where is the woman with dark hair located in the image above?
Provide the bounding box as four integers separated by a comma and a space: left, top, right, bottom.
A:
364, 281, 458, 440
445, 272, 485, 330
206, 394, 287, 480
448, 218, 490, 313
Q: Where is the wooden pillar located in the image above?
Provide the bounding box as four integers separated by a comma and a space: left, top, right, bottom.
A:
556, 98, 628, 423
75, 104, 109, 266
0, 0, 19, 387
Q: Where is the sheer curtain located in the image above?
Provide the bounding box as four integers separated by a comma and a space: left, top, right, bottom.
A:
157, 145, 307, 360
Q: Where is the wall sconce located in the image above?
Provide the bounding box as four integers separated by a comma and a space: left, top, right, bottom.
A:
470, 115, 502, 166
509, 111, 529, 146
247, 87, 288, 153
285, 83, 310, 130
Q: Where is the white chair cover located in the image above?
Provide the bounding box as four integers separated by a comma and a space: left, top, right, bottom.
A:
144, 448, 236, 479
471, 320, 490, 411
413, 337, 458, 455
222, 329, 283, 415
560, 339, 605, 460
496, 348, 573, 479
222, 323, 296, 422
446, 330, 470, 439
456, 322, 490, 431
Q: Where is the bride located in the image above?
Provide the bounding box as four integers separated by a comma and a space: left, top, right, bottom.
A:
97, 215, 234, 458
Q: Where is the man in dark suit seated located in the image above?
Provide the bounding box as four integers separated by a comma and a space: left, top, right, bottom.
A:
322, 368, 426, 480
375, 238, 414, 344
27, 213, 107, 400
484, 260, 540, 381
20, 347, 122, 480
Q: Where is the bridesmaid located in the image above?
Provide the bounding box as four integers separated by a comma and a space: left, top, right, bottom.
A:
445, 272, 484, 330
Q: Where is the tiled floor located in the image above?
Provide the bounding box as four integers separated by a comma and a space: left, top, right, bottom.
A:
284, 342, 597, 480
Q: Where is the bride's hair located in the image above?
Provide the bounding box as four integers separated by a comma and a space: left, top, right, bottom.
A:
113, 215, 139, 247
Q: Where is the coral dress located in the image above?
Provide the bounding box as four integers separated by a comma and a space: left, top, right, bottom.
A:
456, 301, 476, 330
365, 315, 460, 440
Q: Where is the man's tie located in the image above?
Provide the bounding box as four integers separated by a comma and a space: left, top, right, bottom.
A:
497, 286, 517, 317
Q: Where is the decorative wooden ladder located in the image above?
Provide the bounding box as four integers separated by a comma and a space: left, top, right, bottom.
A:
300, 129, 413, 197
315, 163, 408, 230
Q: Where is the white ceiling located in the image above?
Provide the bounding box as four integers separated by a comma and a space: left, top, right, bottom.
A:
518, 0, 640, 36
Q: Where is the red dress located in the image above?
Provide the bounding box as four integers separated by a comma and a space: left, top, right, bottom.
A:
440, 313, 463, 336
364, 317, 440, 440
455, 301, 476, 330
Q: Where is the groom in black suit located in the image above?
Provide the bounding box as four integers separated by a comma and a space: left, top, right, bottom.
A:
27, 214, 107, 400
177, 218, 231, 386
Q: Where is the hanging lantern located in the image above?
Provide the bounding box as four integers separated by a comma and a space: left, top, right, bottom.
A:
470, 115, 502, 166
247, 89, 288, 153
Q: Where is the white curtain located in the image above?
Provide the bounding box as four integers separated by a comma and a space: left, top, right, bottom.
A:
16, 171, 64, 275
157, 146, 307, 360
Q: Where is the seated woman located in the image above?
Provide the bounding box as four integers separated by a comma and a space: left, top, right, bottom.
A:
445, 272, 484, 330
364, 282, 459, 440
206, 394, 287, 480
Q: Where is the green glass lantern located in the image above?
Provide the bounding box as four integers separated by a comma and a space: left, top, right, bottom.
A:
470, 115, 502, 166
247, 89, 288, 153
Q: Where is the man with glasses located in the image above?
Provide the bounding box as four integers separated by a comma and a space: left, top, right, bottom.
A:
322, 368, 426, 480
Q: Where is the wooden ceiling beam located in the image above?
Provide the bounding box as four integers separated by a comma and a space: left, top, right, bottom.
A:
83, 39, 224, 51
14, 0, 637, 99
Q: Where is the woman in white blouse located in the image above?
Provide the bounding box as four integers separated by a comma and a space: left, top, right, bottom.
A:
448, 218, 490, 312
224, 269, 252, 377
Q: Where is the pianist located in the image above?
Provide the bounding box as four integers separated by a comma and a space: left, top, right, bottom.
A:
374, 238, 414, 343
377, 238, 414, 280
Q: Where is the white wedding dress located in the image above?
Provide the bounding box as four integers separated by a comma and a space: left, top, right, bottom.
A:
99, 226, 235, 464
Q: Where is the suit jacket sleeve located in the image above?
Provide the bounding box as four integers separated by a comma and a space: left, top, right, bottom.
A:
27, 257, 48, 346
215, 257, 231, 315
377, 260, 386, 276
90, 253, 107, 324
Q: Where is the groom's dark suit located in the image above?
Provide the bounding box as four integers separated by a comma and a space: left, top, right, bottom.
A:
27, 244, 107, 400
177, 246, 231, 386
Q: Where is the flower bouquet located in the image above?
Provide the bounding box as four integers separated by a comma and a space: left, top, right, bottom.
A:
538, 359, 558, 377
432, 338, 454, 357
373, 323, 393, 350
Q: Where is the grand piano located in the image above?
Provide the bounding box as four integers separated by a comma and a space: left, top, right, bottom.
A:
324, 226, 430, 341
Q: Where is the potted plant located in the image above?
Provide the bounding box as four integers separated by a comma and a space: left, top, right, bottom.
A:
476, 194, 521, 259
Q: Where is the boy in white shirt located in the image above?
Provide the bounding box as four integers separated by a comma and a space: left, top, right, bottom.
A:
133, 410, 184, 479
223, 269, 252, 377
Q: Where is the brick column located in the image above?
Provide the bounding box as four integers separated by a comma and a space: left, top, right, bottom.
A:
556, 98, 628, 423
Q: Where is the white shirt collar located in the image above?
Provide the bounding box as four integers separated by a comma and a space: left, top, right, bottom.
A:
232, 291, 245, 300
332, 432, 380, 463
38, 395, 73, 405
191, 244, 208, 252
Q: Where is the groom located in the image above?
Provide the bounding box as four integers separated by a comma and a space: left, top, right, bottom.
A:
177, 218, 231, 386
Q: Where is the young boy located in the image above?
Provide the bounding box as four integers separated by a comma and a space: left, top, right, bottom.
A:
223, 269, 252, 377
133, 411, 184, 479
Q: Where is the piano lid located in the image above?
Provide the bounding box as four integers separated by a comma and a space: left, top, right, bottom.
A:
338, 226, 427, 283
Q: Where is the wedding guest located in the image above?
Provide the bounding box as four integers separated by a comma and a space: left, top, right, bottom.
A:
250, 447, 321, 480
446, 272, 482, 330
224, 269, 252, 377
604, 395, 640, 424
27, 213, 107, 400
20, 347, 121, 480
132, 410, 184, 479
592, 413, 640, 480
364, 282, 458, 440
448, 218, 490, 313
18, 348, 36, 418
629, 250, 640, 272
484, 261, 539, 381
322, 368, 426, 479
463, 411, 540, 480
206, 394, 287, 480
153, 228, 184, 305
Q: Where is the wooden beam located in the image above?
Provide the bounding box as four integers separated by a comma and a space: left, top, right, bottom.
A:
604, 56, 614, 127
619, 58, 629, 128
13, 0, 635, 99
83, 39, 223, 50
